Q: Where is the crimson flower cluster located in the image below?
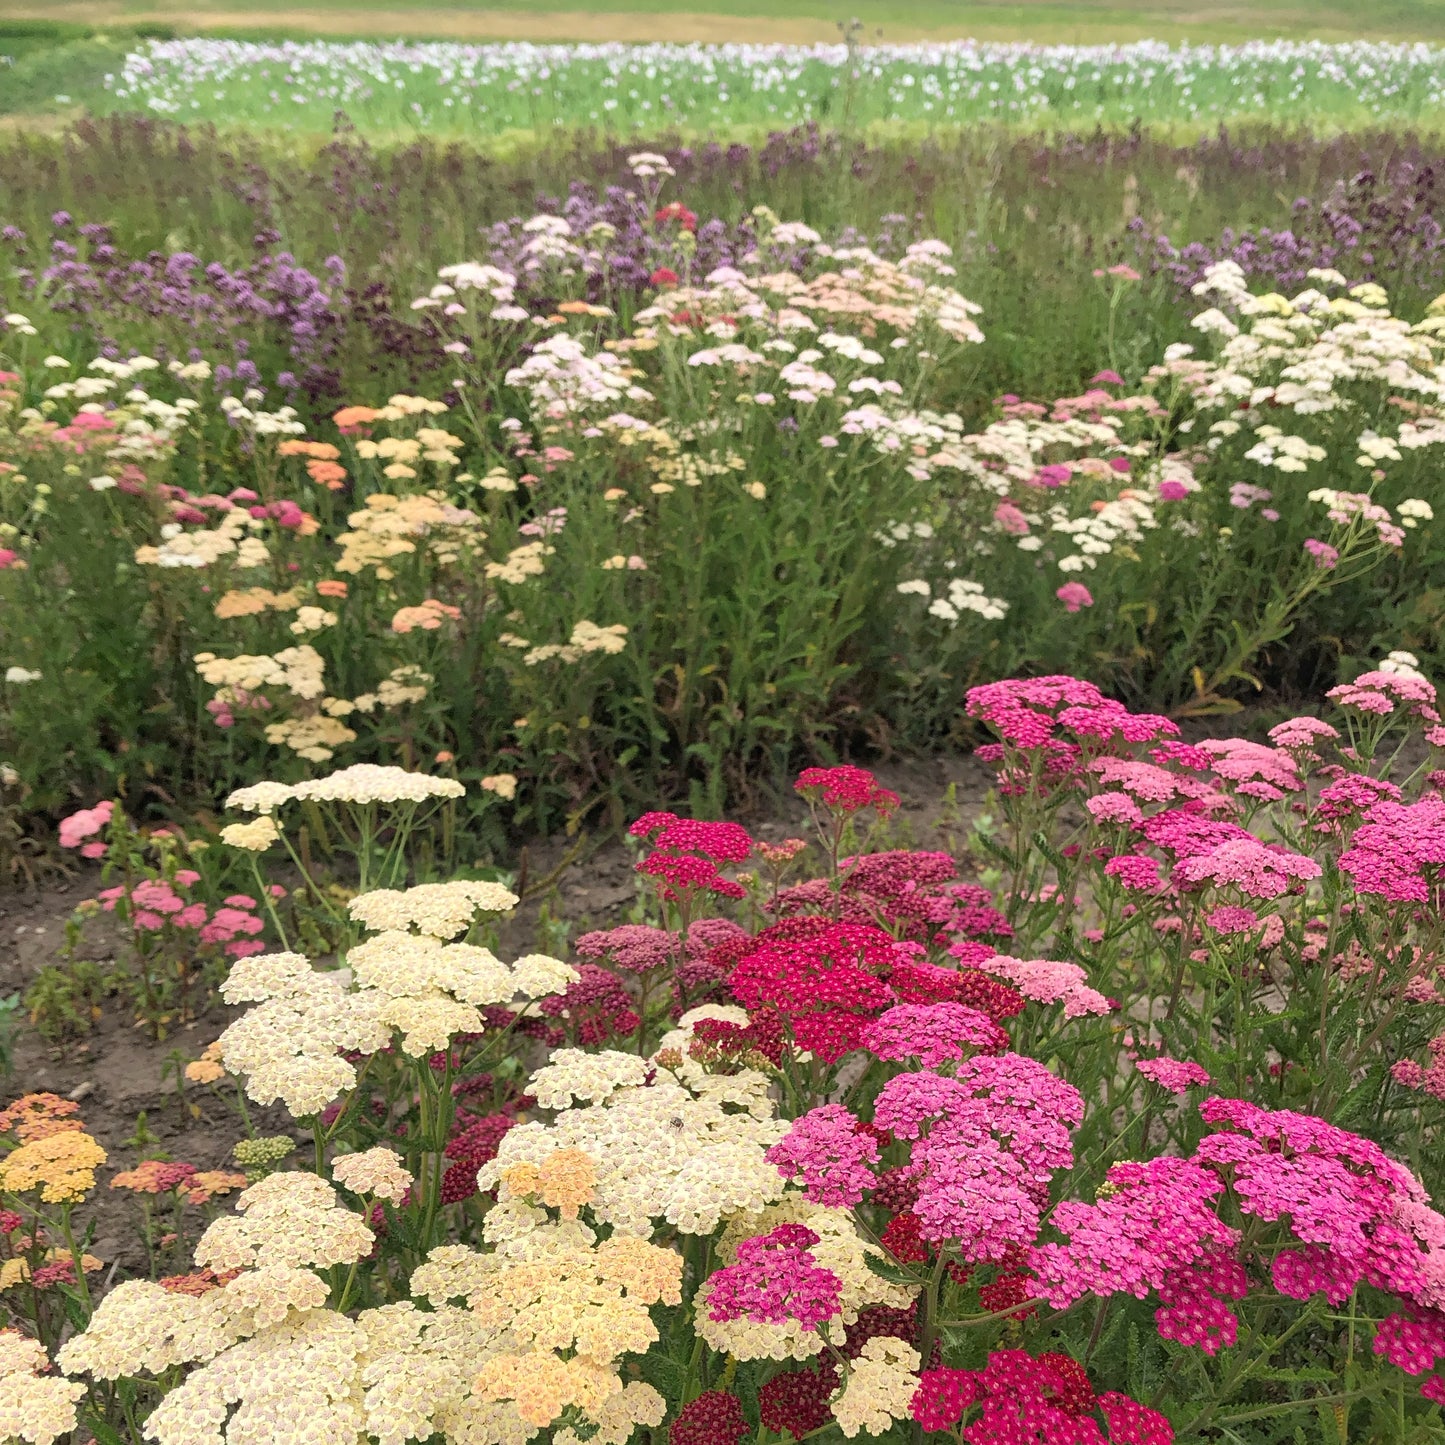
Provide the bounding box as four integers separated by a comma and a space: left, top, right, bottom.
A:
912, 1351, 1173, 1445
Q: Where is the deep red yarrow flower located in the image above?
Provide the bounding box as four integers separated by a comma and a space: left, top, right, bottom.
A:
759, 1365, 837, 1440
960, 1351, 1114, 1445
689, 1010, 788, 1068
537, 964, 640, 1044
841, 1304, 919, 1358
670, 1391, 749, 1445
881, 1210, 932, 1264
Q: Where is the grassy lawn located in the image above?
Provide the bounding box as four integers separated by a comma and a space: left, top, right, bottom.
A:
4, 0, 1445, 44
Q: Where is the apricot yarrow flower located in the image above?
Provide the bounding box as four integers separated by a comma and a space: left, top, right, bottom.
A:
0, 1131, 106, 1202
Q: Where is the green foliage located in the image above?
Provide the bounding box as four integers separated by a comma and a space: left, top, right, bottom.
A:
22, 957, 114, 1045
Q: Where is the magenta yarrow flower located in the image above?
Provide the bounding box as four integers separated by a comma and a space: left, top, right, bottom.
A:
1031, 1155, 1237, 1309
706, 1225, 843, 1329
1103, 854, 1164, 891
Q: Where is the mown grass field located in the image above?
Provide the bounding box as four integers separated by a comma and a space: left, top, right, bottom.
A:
4, 0, 1445, 43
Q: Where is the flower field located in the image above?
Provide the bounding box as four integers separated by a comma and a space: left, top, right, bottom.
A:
89, 38, 1445, 134
5, 23, 1445, 1445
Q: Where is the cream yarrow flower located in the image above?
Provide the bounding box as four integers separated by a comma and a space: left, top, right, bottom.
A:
831, 1337, 922, 1438
348, 879, 519, 938
332, 1147, 413, 1204
0, 1330, 85, 1445
220, 816, 280, 852
194, 1172, 374, 1273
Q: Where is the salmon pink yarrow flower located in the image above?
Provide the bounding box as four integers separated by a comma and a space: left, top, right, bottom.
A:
1087, 793, 1144, 826
1138, 808, 1253, 860
1056, 582, 1094, 612
59, 799, 114, 856
1314, 774, 1402, 829
1198, 738, 1301, 799
977, 956, 1112, 1018
1372, 1309, 1445, 1378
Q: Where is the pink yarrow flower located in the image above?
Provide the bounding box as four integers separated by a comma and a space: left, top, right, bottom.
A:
1173, 838, 1321, 899
59, 800, 114, 855
977, 956, 1113, 1018
1135, 1057, 1211, 1094
1056, 582, 1094, 613
767, 1104, 879, 1207
860, 1002, 1010, 1067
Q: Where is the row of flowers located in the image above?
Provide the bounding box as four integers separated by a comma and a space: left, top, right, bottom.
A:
2, 158, 1443, 825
